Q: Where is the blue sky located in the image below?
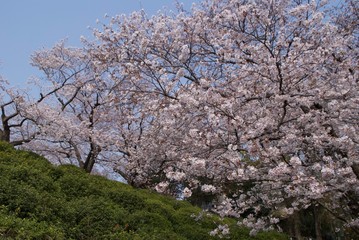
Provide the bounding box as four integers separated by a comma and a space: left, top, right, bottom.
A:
0, 0, 198, 88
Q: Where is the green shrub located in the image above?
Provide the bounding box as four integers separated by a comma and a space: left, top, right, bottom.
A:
107, 189, 146, 212
0, 206, 64, 240
144, 198, 174, 220
63, 196, 128, 239
127, 210, 172, 232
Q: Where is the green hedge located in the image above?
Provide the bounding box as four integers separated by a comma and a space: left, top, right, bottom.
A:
0, 142, 287, 239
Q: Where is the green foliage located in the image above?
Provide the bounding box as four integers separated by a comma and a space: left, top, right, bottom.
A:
0, 205, 65, 239
0, 141, 287, 239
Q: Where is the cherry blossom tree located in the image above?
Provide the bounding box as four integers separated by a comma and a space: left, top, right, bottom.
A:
86, 0, 358, 237
20, 41, 143, 174
6, 0, 357, 238
0, 75, 37, 146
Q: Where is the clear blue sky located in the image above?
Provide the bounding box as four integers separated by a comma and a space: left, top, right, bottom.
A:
0, 0, 198, 88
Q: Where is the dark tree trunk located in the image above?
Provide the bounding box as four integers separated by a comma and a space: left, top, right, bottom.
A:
0, 129, 10, 142
313, 206, 323, 240
352, 162, 359, 180
83, 143, 101, 173
0, 115, 11, 142
292, 212, 303, 240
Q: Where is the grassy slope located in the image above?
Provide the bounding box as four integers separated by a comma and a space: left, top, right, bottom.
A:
0, 142, 287, 239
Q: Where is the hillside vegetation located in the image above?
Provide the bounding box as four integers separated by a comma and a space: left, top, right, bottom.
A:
0, 142, 286, 239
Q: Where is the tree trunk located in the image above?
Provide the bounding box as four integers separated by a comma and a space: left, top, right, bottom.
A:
0, 122, 11, 142
313, 206, 323, 240
83, 143, 101, 173
83, 155, 96, 173
352, 162, 359, 180
291, 212, 303, 240
0, 130, 9, 142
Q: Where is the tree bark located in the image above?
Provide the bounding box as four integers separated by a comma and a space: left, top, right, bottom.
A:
83, 142, 101, 173
0, 129, 10, 142
291, 212, 303, 240
0, 116, 11, 142
352, 162, 359, 180
313, 206, 323, 240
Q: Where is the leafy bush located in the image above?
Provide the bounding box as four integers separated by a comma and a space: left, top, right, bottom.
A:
0, 205, 64, 239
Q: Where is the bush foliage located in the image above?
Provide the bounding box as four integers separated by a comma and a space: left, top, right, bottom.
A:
0, 142, 287, 239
